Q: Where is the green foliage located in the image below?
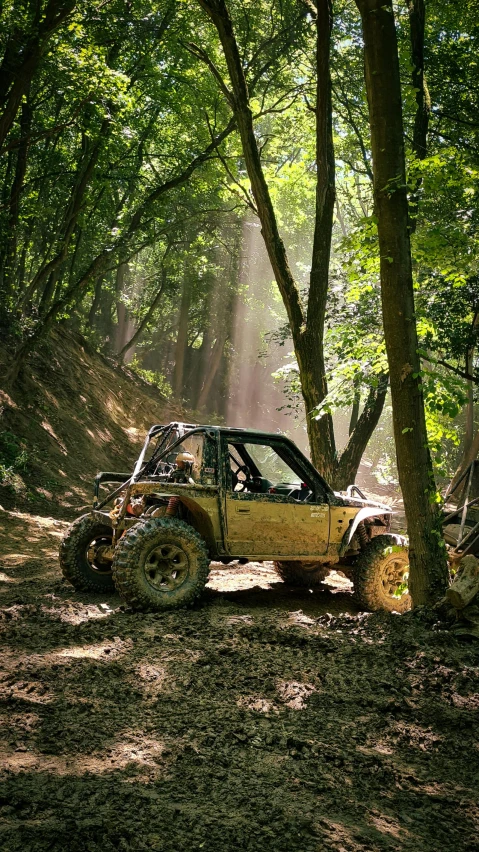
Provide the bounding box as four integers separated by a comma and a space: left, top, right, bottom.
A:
0, 431, 30, 488
128, 357, 172, 398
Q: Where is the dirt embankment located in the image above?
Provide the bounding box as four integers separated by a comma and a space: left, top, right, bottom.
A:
0, 327, 182, 517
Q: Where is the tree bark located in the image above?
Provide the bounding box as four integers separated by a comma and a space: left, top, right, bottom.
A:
355, 0, 448, 605
196, 332, 229, 410
349, 391, 360, 437
405, 0, 430, 232
172, 260, 192, 399
333, 374, 388, 491
302, 0, 337, 480
406, 0, 430, 161
0, 88, 32, 308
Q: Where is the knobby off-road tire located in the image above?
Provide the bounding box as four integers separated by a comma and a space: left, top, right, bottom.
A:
60, 514, 114, 592
112, 517, 210, 611
274, 560, 329, 588
354, 534, 411, 613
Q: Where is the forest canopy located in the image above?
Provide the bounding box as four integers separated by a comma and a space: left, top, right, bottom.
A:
1, 0, 478, 596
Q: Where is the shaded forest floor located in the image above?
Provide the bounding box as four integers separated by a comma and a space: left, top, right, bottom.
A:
1, 508, 478, 852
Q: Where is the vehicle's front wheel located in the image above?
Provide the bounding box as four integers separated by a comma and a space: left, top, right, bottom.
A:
274, 560, 329, 587
112, 518, 210, 610
60, 514, 114, 592
354, 534, 410, 613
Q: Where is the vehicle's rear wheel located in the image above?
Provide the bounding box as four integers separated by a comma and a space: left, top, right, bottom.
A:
354, 534, 410, 613
112, 518, 210, 610
60, 514, 114, 592
274, 560, 329, 587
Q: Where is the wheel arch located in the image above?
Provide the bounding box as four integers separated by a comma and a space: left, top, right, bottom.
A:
176, 496, 216, 553
340, 507, 395, 555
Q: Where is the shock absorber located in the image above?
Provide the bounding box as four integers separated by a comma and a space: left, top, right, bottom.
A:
166, 496, 181, 517
357, 522, 369, 550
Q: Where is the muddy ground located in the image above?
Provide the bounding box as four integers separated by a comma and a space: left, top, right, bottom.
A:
0, 508, 478, 852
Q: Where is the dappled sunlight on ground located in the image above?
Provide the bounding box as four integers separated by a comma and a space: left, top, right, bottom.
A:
0, 507, 478, 851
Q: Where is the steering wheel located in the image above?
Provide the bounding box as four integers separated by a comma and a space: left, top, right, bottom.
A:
232, 464, 252, 492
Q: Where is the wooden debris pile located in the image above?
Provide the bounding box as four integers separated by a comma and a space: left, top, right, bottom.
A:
446, 555, 479, 638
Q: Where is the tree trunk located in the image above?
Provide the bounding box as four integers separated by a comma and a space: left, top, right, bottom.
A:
355, 0, 448, 605
197, 0, 337, 478
172, 261, 192, 399
407, 0, 430, 161
1, 88, 32, 308
88, 275, 104, 328
349, 391, 360, 437
117, 266, 168, 364
406, 0, 430, 232
465, 347, 475, 458
196, 332, 228, 410
334, 374, 389, 491
301, 0, 337, 480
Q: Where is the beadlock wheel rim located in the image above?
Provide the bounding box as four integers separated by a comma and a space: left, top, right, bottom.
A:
144, 543, 189, 592
380, 554, 409, 600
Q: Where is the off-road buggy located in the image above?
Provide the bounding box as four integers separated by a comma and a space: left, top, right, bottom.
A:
60, 422, 410, 612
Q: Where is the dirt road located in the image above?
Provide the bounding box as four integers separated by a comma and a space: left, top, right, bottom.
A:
0, 508, 478, 851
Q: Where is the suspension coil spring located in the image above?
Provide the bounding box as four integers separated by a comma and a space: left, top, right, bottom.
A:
357, 522, 369, 550
166, 496, 181, 517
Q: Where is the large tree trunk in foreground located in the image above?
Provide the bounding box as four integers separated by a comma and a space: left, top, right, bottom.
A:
355, 0, 448, 605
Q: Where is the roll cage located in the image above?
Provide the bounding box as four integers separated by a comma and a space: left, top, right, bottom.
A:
93, 422, 336, 509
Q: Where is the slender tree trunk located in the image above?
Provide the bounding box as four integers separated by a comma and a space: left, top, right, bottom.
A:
334, 375, 388, 490
355, 0, 448, 605
349, 391, 361, 436
196, 332, 228, 410
406, 0, 430, 232
172, 260, 192, 399
117, 266, 168, 364
465, 348, 475, 458
301, 0, 337, 479
197, 0, 338, 478
407, 0, 430, 161
88, 275, 104, 328
1, 88, 32, 308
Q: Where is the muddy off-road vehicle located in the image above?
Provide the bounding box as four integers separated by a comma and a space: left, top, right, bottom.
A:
60, 423, 410, 612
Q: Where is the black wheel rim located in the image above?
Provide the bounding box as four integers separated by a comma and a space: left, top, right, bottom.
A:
143, 543, 189, 592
